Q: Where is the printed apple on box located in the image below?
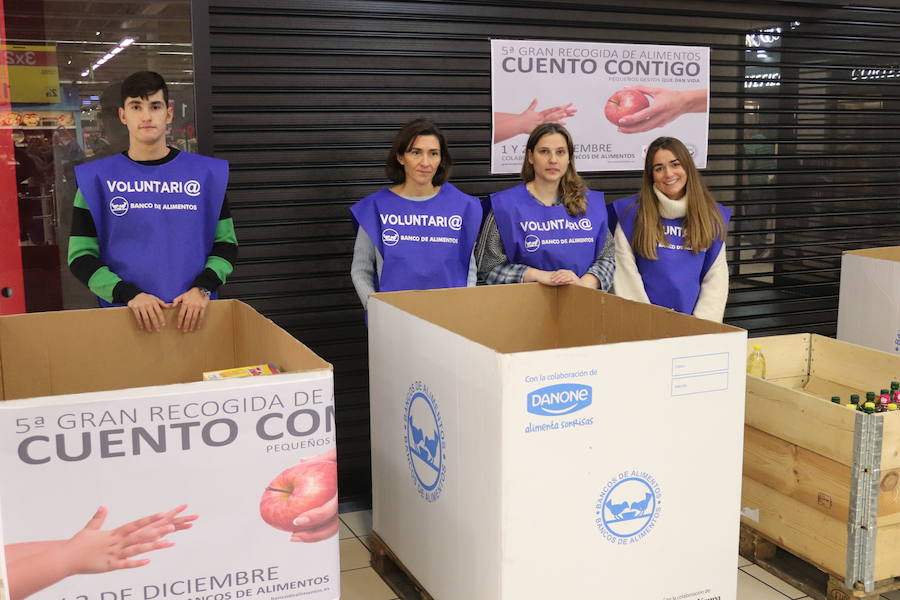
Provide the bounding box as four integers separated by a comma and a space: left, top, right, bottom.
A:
0, 374, 339, 600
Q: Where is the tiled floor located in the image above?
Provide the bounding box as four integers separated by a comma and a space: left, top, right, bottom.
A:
338, 508, 898, 599
339, 509, 398, 600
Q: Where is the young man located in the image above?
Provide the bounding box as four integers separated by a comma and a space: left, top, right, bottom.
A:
68, 71, 237, 332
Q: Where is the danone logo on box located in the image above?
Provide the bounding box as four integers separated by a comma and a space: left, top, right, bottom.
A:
527, 383, 592, 416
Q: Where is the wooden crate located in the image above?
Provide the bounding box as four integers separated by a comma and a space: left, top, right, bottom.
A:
742, 334, 900, 596
369, 531, 433, 600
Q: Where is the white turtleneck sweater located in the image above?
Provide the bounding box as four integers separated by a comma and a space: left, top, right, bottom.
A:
613, 187, 728, 322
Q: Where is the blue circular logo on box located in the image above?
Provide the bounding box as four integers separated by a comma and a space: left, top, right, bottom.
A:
403, 381, 446, 502
595, 471, 662, 543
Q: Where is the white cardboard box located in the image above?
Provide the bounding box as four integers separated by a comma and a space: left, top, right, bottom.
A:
369, 284, 747, 600
838, 247, 900, 354
0, 300, 339, 600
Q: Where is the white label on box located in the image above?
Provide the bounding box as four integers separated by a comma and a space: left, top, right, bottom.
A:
671, 352, 729, 396
741, 506, 760, 523
671, 371, 729, 396
672, 352, 729, 375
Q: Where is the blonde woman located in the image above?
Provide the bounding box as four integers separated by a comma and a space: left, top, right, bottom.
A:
476, 123, 614, 289
611, 136, 729, 321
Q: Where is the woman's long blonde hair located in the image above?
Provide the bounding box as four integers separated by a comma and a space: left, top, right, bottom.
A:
520, 123, 587, 217
632, 136, 726, 259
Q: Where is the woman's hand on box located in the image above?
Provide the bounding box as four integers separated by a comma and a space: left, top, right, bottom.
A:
577, 273, 600, 289
300, 448, 337, 464
290, 493, 339, 543
524, 268, 578, 286
65, 505, 197, 574
6, 506, 197, 599
127, 293, 170, 332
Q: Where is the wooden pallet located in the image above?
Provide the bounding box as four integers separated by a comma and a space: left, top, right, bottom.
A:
368, 530, 434, 600
740, 523, 900, 600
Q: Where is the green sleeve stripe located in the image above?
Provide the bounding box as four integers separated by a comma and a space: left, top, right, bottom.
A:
205, 256, 233, 284
87, 267, 121, 303
215, 217, 237, 245
67, 234, 100, 265
74, 188, 88, 209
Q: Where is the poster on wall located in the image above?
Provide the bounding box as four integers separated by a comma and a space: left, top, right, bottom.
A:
490, 39, 710, 173
0, 377, 339, 600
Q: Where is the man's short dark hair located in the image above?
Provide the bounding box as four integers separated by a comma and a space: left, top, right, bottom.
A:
119, 71, 169, 107
385, 118, 452, 185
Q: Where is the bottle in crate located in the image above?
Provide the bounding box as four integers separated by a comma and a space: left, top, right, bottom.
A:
747, 344, 766, 378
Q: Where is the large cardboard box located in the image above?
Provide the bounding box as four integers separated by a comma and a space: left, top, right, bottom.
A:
837, 247, 900, 354
0, 300, 339, 600
369, 284, 747, 600
741, 334, 900, 595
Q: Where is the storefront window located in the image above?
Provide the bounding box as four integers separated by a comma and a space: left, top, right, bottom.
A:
0, 0, 195, 314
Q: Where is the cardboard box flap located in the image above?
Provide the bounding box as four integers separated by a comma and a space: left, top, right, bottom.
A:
844, 246, 900, 263
373, 284, 562, 353
0, 300, 327, 401
232, 300, 331, 373
0, 302, 238, 400
373, 284, 740, 355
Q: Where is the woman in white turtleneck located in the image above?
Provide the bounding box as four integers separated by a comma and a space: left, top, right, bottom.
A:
610, 136, 730, 322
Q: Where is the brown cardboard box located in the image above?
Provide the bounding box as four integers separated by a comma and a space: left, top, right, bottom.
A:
0, 299, 328, 400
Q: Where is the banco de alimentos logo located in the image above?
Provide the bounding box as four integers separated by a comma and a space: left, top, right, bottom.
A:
382, 228, 399, 247
595, 470, 662, 544
403, 380, 446, 503
109, 196, 129, 216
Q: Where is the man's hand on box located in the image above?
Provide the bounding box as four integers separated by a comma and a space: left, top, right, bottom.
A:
127, 293, 170, 332
172, 287, 210, 333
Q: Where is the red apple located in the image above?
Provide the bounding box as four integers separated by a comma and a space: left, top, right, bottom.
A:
604, 89, 650, 125
259, 461, 337, 532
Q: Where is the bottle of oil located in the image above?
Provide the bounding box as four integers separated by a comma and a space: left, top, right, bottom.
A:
747, 345, 766, 378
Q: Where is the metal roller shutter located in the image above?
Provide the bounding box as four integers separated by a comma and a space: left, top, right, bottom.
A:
198, 0, 900, 506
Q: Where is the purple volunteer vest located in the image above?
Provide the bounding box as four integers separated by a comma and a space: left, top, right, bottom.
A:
613, 195, 731, 315
75, 151, 228, 306
349, 183, 481, 292
490, 184, 607, 276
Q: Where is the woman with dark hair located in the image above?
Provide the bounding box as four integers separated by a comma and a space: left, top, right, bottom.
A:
610, 136, 730, 321
476, 123, 614, 290
350, 119, 481, 309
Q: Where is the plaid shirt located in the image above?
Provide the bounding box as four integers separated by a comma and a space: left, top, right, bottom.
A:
475, 199, 615, 289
